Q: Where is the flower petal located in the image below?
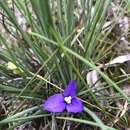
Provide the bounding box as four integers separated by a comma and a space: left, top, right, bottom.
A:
44, 94, 65, 112
66, 97, 83, 113
63, 80, 76, 97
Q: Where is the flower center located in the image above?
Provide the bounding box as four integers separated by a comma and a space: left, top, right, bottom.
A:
64, 96, 72, 104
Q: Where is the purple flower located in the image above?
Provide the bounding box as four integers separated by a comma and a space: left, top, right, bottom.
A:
43, 80, 83, 113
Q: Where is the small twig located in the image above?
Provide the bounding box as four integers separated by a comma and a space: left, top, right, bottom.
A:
1, 11, 19, 40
